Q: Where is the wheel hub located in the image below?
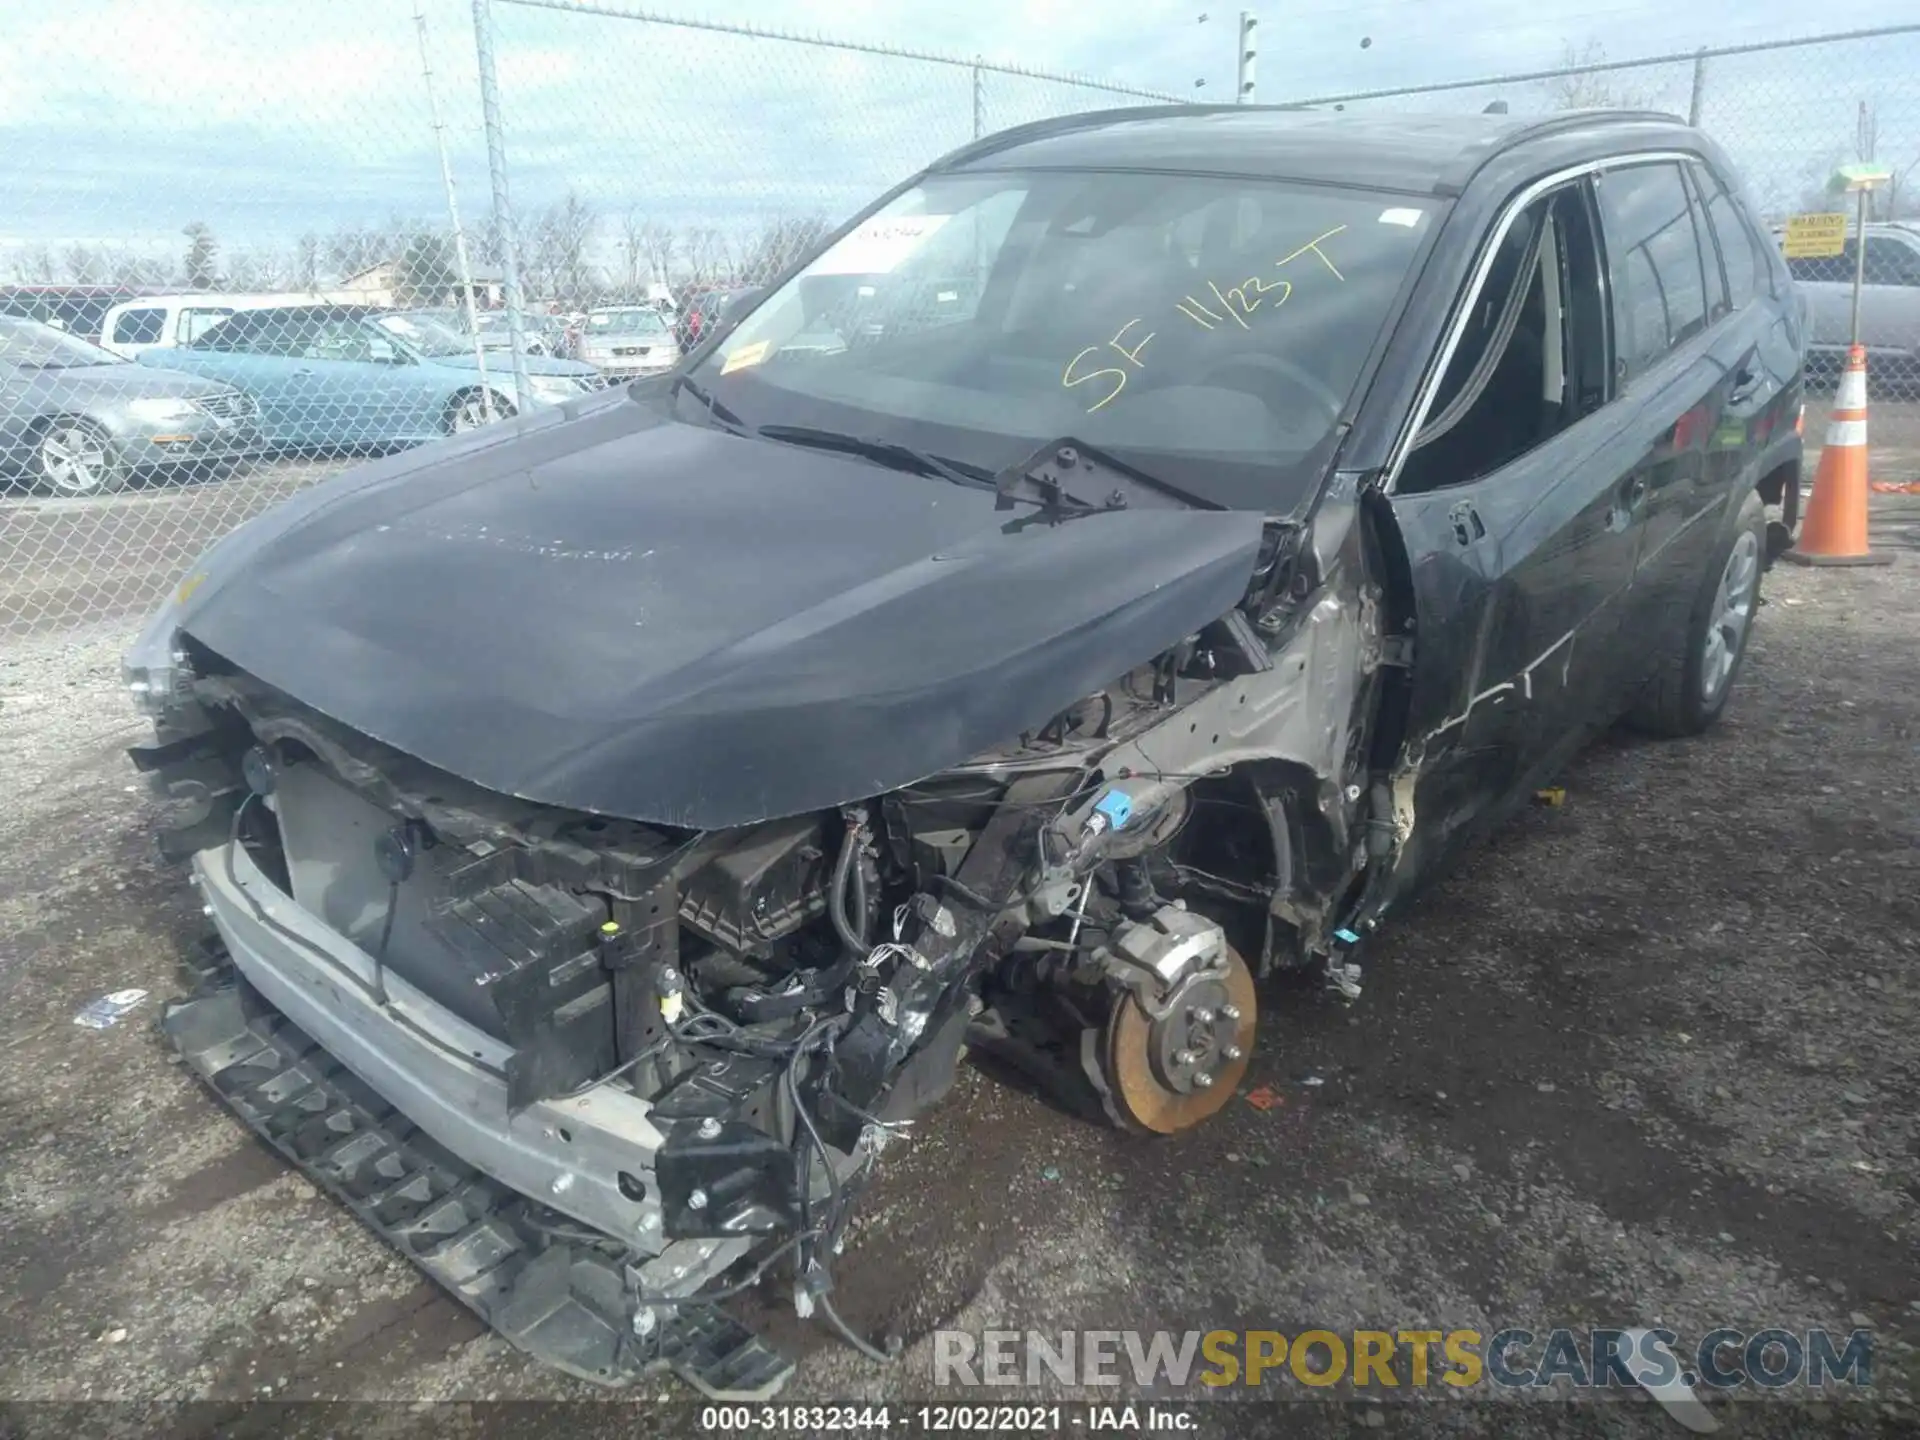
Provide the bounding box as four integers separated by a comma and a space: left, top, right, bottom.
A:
1148, 973, 1241, 1095
1098, 942, 1256, 1133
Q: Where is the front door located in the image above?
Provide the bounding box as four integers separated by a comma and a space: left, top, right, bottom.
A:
1385, 178, 1644, 879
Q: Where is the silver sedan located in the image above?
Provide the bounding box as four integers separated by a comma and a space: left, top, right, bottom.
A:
0, 317, 262, 495
576, 305, 679, 379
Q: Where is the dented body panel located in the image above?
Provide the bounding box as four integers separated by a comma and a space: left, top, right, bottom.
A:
173, 387, 1267, 830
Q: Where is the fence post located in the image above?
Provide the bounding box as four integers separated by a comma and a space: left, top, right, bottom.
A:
470, 0, 532, 412
414, 0, 494, 421
1687, 46, 1707, 126
972, 59, 984, 139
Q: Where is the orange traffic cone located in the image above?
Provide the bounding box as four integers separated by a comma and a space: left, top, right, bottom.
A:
1784, 345, 1892, 566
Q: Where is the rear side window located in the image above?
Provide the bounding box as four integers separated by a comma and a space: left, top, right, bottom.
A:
111, 307, 167, 345
1693, 163, 1765, 312
1595, 162, 1711, 380
192, 312, 293, 353
178, 307, 235, 344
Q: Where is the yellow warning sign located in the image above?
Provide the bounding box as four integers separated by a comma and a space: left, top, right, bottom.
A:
1783, 212, 1847, 259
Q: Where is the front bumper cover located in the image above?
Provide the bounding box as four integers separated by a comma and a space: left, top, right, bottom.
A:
163, 843, 794, 1397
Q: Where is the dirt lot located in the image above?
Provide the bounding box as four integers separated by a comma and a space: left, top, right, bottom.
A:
1, 500, 1917, 1439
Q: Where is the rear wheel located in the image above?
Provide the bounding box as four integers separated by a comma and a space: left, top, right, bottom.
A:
35, 418, 126, 496
445, 390, 513, 435
1625, 488, 1766, 737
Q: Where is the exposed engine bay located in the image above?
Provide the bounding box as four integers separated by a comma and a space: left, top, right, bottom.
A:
136, 468, 1395, 1396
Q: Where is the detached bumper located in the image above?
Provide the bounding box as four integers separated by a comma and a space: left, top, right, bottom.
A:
163, 842, 792, 1396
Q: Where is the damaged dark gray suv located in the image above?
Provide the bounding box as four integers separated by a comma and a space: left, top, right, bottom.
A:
125, 106, 1804, 1396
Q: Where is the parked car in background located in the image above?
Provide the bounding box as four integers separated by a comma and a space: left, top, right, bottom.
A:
1779, 220, 1920, 386
470, 309, 569, 358
97, 293, 344, 360
136, 305, 603, 450
0, 317, 259, 495
0, 285, 154, 341
674, 285, 759, 352
125, 108, 1802, 1397
575, 305, 679, 378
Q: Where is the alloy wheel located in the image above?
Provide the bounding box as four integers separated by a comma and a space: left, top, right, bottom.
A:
1701, 529, 1759, 704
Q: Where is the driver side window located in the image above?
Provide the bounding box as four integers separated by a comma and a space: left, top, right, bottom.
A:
303, 318, 383, 362
1397, 181, 1610, 496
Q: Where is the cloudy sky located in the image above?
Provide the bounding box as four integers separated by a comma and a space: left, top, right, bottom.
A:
1, 0, 1914, 277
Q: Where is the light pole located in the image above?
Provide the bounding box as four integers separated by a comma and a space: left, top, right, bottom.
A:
1236, 11, 1258, 103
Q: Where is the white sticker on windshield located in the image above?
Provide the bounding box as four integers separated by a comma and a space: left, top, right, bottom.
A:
810, 215, 952, 276
1379, 207, 1425, 227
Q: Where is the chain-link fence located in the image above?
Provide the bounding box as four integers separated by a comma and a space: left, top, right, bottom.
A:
0, 0, 1173, 642
1295, 23, 1920, 401
4, 7, 1919, 650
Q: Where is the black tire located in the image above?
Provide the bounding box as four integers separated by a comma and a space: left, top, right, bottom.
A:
443, 390, 514, 436
1623, 488, 1766, 738
34, 417, 127, 496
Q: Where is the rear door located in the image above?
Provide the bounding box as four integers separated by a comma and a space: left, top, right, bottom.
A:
1388, 177, 1644, 860
192, 312, 326, 446
175, 303, 236, 351
1692, 161, 1804, 506
1591, 160, 1739, 693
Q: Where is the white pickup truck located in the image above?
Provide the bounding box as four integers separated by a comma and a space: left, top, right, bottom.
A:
1779, 221, 1920, 387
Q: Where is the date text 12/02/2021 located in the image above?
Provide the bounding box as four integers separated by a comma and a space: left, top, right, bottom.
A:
698, 1404, 1198, 1431
1058, 224, 1350, 414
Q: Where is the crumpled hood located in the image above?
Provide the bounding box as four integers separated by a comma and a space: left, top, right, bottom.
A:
176, 390, 1266, 829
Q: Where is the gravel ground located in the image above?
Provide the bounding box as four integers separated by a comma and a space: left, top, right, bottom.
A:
1, 501, 1916, 1439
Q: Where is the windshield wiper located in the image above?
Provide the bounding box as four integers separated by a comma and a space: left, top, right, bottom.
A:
752, 424, 997, 494
994, 438, 1208, 516
671, 373, 749, 434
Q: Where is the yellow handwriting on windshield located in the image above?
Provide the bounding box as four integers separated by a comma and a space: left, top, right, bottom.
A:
1061, 317, 1155, 413
1062, 225, 1350, 411
1176, 276, 1291, 330
1277, 224, 1348, 280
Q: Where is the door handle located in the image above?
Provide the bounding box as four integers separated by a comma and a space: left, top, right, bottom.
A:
1448, 499, 1486, 547
1728, 366, 1762, 405
291, 368, 315, 377
1619, 475, 1649, 512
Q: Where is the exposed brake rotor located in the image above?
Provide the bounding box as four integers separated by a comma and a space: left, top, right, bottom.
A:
1094, 942, 1256, 1134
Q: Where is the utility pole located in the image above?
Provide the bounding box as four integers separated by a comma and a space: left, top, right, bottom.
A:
414, 0, 493, 421
470, 0, 531, 414
1236, 11, 1257, 103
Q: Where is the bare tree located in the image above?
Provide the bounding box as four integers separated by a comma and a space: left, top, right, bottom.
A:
324, 226, 390, 284
679, 226, 724, 288
639, 220, 676, 294
295, 233, 322, 291
531, 192, 597, 305
227, 248, 292, 292
61, 243, 98, 284
1850, 100, 1920, 220
1546, 41, 1651, 111
618, 207, 646, 297
11, 246, 56, 283
739, 215, 830, 285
